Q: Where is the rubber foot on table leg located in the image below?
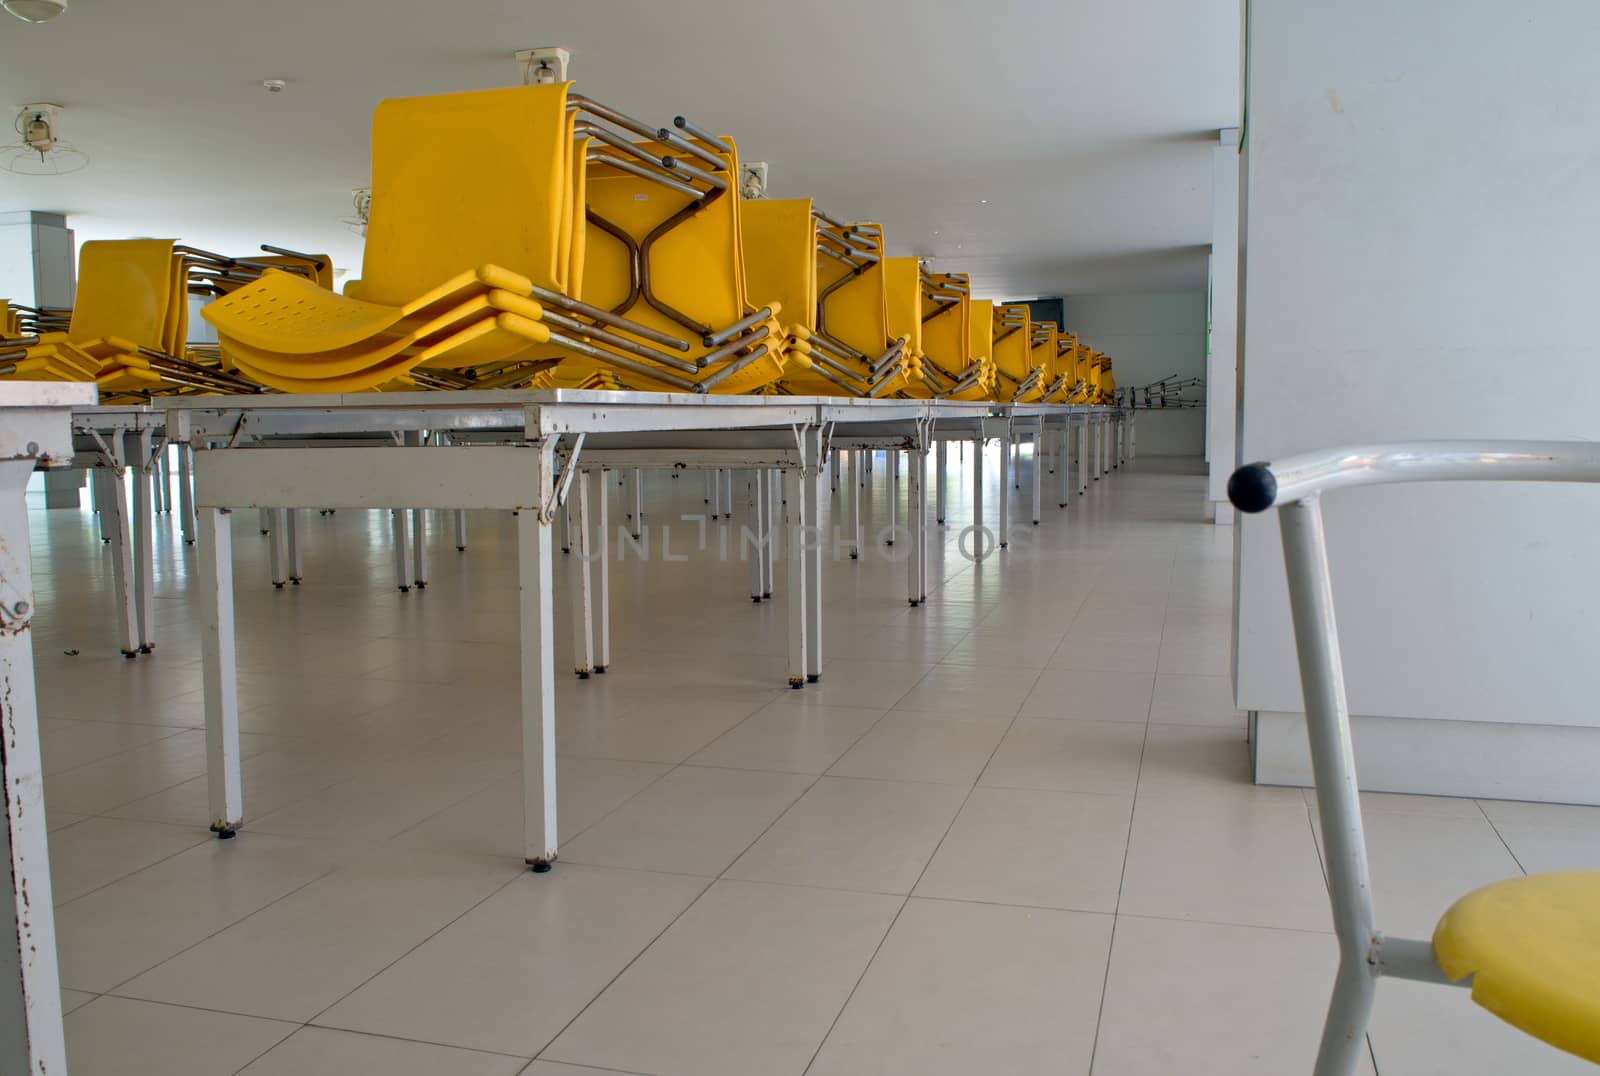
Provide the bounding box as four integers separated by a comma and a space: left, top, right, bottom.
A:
885, 540, 894, 547
273, 582, 284, 589
752, 596, 763, 603
788, 679, 804, 690
561, 547, 570, 555
850, 552, 859, 560
210, 824, 237, 840
185, 539, 195, 546
121, 649, 137, 659
290, 576, 302, 584
456, 546, 466, 552
594, 665, 607, 674
1000, 542, 1008, 549
138, 644, 154, 654
1059, 503, 1068, 508
575, 670, 590, 680
1033, 521, 1040, 526
529, 859, 552, 874
807, 673, 820, 683
414, 581, 427, 589
909, 598, 920, 607
762, 592, 772, 599
398, 585, 410, 593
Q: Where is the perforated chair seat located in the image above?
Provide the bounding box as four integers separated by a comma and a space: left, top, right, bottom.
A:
1432, 870, 1600, 1064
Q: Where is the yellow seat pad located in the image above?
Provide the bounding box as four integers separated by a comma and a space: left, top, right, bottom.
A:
1433, 870, 1600, 1064
203, 265, 534, 355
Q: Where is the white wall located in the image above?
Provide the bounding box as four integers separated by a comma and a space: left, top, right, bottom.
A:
1236, 0, 1600, 796
1061, 291, 1206, 455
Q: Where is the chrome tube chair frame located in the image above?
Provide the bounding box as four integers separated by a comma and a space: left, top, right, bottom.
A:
1228, 441, 1600, 1076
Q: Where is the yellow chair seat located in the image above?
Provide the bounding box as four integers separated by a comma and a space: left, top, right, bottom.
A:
202, 265, 534, 354
1432, 870, 1600, 1064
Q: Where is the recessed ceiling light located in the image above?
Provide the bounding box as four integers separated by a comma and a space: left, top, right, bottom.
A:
262, 79, 287, 94
979, 199, 988, 205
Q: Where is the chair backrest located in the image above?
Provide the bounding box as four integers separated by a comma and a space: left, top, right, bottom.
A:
580, 135, 747, 353
816, 222, 892, 359
883, 257, 923, 359
363, 82, 578, 306
740, 198, 817, 334
992, 302, 1034, 387
70, 239, 176, 350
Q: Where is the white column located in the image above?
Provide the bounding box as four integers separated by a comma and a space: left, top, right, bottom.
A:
1209, 127, 1241, 525
517, 441, 558, 871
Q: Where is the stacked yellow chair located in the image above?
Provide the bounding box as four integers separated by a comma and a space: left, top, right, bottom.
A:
920, 271, 991, 401
797, 214, 913, 397
1029, 319, 1060, 401
967, 300, 998, 401
0, 239, 259, 400
991, 303, 1044, 402
741, 197, 821, 390
882, 257, 927, 396
203, 83, 790, 395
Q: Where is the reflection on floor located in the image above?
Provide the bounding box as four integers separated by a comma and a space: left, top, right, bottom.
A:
27, 450, 1595, 1075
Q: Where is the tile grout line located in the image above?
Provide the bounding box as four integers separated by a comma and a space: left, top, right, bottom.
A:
1083, 561, 1166, 1076
799, 692, 1026, 1076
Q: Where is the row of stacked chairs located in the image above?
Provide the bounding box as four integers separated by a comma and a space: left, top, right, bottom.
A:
1, 80, 1117, 406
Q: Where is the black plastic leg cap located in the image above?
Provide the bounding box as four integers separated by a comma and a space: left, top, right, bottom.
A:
1227, 462, 1278, 513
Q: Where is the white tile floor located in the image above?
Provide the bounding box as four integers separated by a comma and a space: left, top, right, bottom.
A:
24, 448, 1599, 1074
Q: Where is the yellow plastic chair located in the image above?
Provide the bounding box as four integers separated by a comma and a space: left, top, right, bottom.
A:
992, 303, 1043, 402
962, 299, 998, 402
1029, 320, 1060, 399
1228, 445, 1600, 1074
802, 216, 910, 397
883, 257, 927, 397
918, 271, 982, 400
202, 83, 579, 392
547, 126, 788, 394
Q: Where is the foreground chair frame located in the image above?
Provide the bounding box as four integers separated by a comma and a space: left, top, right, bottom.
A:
1229, 440, 1600, 1075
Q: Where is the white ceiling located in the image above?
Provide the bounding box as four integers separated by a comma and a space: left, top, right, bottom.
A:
0, 0, 1239, 298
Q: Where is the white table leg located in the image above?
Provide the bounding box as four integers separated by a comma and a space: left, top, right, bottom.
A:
785, 463, 807, 688
595, 469, 611, 673
178, 443, 196, 545
132, 454, 156, 651
748, 471, 764, 602
765, 471, 778, 598
1031, 423, 1042, 525
935, 438, 947, 524
0, 458, 67, 1076
197, 506, 243, 837
391, 508, 411, 592
1013, 439, 1021, 489
631, 468, 643, 539
998, 422, 1010, 550
1060, 423, 1072, 508
107, 468, 138, 656
972, 434, 985, 562
287, 508, 303, 584
517, 444, 558, 871
850, 450, 862, 560
907, 444, 923, 606
269, 508, 288, 589
411, 508, 428, 588
92, 467, 111, 542
571, 471, 594, 678
887, 448, 898, 546
1079, 423, 1089, 494
804, 429, 822, 683
455, 509, 468, 551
